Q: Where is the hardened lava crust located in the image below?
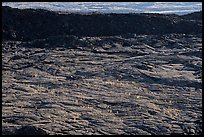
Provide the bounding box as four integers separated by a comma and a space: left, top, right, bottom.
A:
2, 6, 202, 135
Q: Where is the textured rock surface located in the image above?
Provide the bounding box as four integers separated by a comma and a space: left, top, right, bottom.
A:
3, 126, 48, 135
2, 7, 202, 135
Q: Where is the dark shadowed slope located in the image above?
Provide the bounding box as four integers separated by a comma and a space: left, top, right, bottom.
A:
2, 6, 202, 41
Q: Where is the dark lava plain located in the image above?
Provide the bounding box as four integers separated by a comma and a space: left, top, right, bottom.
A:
2, 6, 202, 135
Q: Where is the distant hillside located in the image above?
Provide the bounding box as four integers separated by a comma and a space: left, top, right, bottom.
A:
2, 6, 202, 41
181, 11, 202, 21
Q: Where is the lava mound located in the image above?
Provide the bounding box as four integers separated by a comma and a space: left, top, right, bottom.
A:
2, 6, 202, 41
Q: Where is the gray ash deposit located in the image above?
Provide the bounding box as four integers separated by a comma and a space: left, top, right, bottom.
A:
2, 6, 202, 135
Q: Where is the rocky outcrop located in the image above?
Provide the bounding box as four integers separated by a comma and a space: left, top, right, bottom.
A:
2, 6, 202, 41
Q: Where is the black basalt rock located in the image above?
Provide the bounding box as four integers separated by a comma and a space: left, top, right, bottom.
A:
2, 6, 202, 42
14, 126, 48, 135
